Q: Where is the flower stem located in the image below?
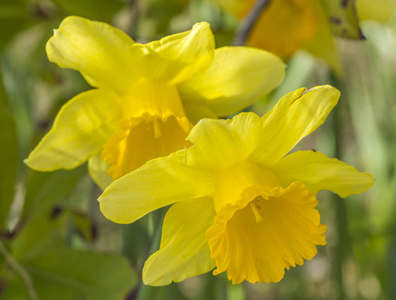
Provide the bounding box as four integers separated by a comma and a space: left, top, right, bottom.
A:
332, 78, 352, 300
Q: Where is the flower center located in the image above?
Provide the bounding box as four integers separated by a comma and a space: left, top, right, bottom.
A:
101, 78, 192, 180
102, 114, 192, 180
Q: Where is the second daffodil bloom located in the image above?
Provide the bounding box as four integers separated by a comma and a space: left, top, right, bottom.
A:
212, 0, 395, 75
25, 16, 285, 188
99, 85, 374, 285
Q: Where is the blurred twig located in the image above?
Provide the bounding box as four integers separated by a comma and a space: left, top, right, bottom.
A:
0, 239, 38, 300
232, 0, 270, 46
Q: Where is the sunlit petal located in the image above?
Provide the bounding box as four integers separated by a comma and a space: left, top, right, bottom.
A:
250, 85, 340, 166
26, 89, 121, 171
99, 151, 216, 224
46, 16, 139, 92
273, 150, 375, 197
187, 112, 262, 171
143, 197, 216, 286
178, 47, 285, 116
140, 22, 215, 84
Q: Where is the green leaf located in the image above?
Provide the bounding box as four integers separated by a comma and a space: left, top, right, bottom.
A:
323, 0, 364, 39
0, 72, 18, 229
11, 211, 68, 261
6, 210, 136, 299
0, 268, 31, 300
21, 246, 136, 300
52, 0, 125, 23
22, 165, 86, 222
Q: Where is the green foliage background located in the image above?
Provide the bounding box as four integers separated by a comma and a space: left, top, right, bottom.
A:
0, 0, 395, 299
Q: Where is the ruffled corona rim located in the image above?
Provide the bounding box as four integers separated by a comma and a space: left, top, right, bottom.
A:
207, 182, 327, 284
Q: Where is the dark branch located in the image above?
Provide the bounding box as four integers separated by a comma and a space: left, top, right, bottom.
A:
232, 0, 271, 46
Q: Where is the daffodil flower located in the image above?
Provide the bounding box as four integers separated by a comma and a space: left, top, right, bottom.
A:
25, 16, 285, 188
99, 85, 374, 285
212, 0, 394, 75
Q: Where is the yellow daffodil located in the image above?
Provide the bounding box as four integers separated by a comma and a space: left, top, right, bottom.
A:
99, 85, 374, 285
25, 16, 285, 188
213, 0, 394, 75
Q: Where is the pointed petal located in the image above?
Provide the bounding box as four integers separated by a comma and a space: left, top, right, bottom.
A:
178, 47, 285, 117
140, 22, 215, 84
187, 112, 262, 171
143, 197, 216, 286
88, 154, 112, 190
46, 16, 139, 92
250, 86, 340, 166
273, 150, 375, 198
99, 151, 216, 224
26, 90, 121, 171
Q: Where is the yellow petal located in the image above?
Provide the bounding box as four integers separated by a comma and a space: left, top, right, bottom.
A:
102, 113, 192, 180
140, 22, 215, 84
121, 78, 188, 120
247, 0, 319, 59
187, 112, 262, 171
88, 154, 112, 190
143, 197, 216, 286
357, 0, 395, 22
98, 151, 216, 224
178, 47, 285, 117
207, 182, 327, 284
272, 150, 375, 198
250, 86, 340, 166
46, 16, 139, 92
25, 89, 121, 171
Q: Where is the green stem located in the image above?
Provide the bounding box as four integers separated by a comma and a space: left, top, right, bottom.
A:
332, 79, 352, 300
0, 238, 38, 300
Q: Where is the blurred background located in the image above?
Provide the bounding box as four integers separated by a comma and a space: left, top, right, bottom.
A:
1, 0, 396, 299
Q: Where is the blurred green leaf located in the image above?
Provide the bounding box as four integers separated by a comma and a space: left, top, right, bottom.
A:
323, 0, 364, 39
22, 165, 86, 222
0, 72, 18, 229
20, 246, 136, 300
52, 0, 125, 23
11, 211, 67, 261
3, 244, 137, 300
5, 210, 136, 299
0, 272, 30, 300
